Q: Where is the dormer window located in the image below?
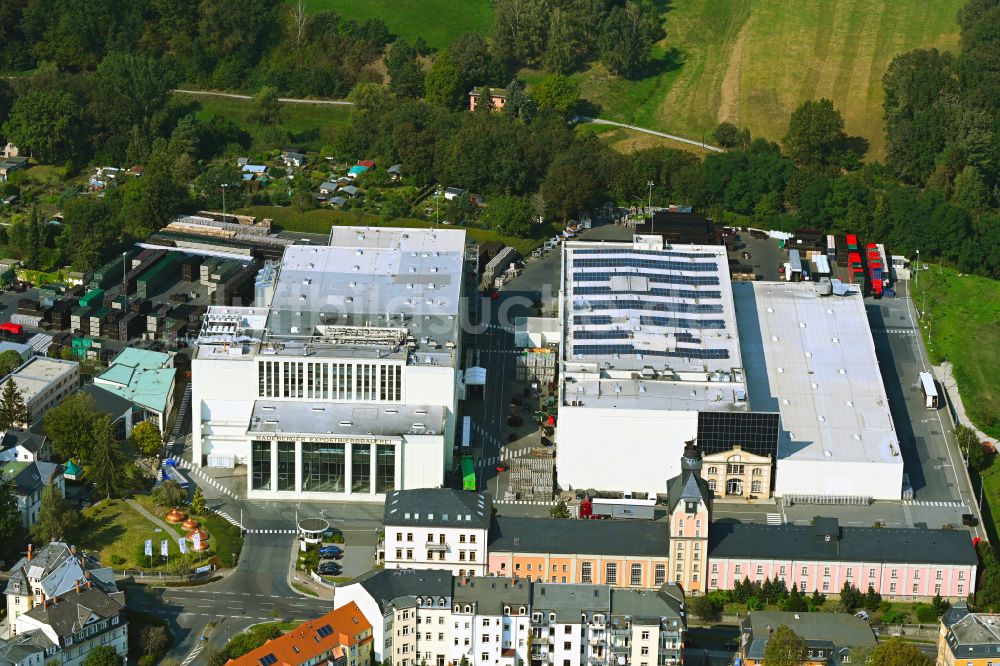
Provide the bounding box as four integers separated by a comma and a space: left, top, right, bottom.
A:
685, 501, 698, 514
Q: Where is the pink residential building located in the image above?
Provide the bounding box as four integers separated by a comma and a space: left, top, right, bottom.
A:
706, 518, 976, 600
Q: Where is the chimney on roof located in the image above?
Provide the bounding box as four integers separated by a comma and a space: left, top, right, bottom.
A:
27, 544, 32, 561
86, 581, 92, 590
75, 580, 79, 593
85, 570, 91, 579
70, 545, 76, 556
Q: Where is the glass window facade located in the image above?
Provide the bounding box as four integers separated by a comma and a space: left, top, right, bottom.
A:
277, 441, 295, 491
376, 444, 396, 493
301, 442, 345, 492
251, 440, 271, 490
352, 445, 371, 493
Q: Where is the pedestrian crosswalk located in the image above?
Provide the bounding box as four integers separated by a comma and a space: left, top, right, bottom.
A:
471, 448, 532, 469
766, 513, 784, 525
245, 528, 298, 535
180, 642, 204, 666
495, 500, 557, 506
215, 510, 244, 529
166, 455, 238, 499
871, 327, 916, 335
903, 500, 966, 507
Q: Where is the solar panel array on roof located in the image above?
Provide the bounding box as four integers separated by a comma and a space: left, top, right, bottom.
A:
697, 411, 780, 458
259, 654, 277, 666
317, 624, 334, 638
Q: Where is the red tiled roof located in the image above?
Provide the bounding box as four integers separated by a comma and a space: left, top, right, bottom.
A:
226, 603, 372, 666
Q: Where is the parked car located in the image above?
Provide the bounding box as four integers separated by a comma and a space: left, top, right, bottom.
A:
962, 513, 980, 527
320, 551, 344, 561
319, 563, 342, 575
320, 545, 343, 555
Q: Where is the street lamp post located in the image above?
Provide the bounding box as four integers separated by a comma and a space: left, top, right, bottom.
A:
220, 183, 230, 224
647, 180, 654, 232
915, 249, 919, 289
121, 250, 128, 309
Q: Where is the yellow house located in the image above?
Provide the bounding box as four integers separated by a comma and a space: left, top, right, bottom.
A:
938, 601, 1000, 666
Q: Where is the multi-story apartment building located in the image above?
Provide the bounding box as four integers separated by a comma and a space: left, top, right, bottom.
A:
383, 489, 491, 576
738, 611, 876, 666
334, 570, 687, 666
937, 601, 1000, 666
452, 577, 531, 666
2, 542, 127, 666
334, 569, 454, 665
226, 603, 373, 666
192, 227, 470, 501
0, 357, 79, 428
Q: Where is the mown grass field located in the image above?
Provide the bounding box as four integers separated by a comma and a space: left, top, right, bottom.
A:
174, 93, 353, 151
240, 205, 554, 256
911, 265, 1000, 440
295, 0, 493, 50
574, 0, 963, 159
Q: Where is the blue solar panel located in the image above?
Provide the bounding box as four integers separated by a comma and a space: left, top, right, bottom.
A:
571, 285, 720, 300
573, 248, 718, 259
574, 258, 718, 272
317, 624, 334, 638
573, 315, 613, 326
571, 291, 723, 314
260, 654, 277, 666
571, 344, 730, 359
573, 271, 720, 287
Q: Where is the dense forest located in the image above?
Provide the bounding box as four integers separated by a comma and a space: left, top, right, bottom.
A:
0, 0, 999, 281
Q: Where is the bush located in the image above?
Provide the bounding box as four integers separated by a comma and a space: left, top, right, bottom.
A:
914, 604, 937, 623
111, 554, 126, 566
226, 623, 283, 659
151, 481, 183, 508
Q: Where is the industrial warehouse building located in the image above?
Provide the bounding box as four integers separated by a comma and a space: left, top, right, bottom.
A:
733, 281, 904, 500
553, 234, 904, 502
555, 235, 779, 497
191, 227, 469, 501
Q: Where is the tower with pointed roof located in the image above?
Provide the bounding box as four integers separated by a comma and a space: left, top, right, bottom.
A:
666, 440, 712, 595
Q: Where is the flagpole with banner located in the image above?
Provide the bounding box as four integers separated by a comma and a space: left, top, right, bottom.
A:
160, 539, 168, 565
144, 539, 153, 568
178, 537, 187, 555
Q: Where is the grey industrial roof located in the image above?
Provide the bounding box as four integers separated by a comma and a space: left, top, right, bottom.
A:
490, 517, 669, 557
454, 577, 530, 613
23, 585, 124, 638
351, 569, 453, 613
709, 519, 978, 566
248, 401, 445, 437
384, 489, 492, 530
561, 237, 747, 413
533, 584, 610, 622
611, 584, 686, 625
742, 611, 875, 660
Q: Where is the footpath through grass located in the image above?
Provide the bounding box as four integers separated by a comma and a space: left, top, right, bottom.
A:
241, 205, 553, 256
175, 93, 352, 152
294, 0, 493, 51
910, 265, 1000, 440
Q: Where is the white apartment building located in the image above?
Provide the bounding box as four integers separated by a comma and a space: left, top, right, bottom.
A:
191, 227, 470, 501
334, 570, 687, 666
382, 489, 491, 576
0, 358, 79, 427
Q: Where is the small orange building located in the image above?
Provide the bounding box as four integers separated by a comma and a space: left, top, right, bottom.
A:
226, 603, 373, 666
469, 87, 507, 112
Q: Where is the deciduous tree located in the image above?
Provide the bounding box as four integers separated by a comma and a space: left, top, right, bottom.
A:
763, 625, 808, 666
864, 637, 933, 665
82, 646, 122, 666
533, 74, 579, 116
44, 394, 101, 463
782, 98, 847, 166
132, 421, 163, 457
2, 90, 82, 163
599, 1, 662, 79
0, 350, 23, 378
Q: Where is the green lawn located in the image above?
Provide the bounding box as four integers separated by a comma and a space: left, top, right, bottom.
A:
175, 93, 353, 152
572, 0, 963, 159
239, 205, 553, 256
911, 265, 1000, 440
71, 499, 184, 571
295, 0, 493, 50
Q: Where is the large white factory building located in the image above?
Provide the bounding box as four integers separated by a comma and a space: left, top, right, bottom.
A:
555, 234, 902, 501
191, 227, 469, 501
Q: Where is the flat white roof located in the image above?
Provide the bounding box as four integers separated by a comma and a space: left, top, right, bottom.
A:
560, 236, 746, 412
733, 281, 902, 465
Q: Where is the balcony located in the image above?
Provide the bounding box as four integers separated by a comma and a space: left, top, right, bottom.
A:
426, 542, 447, 553
589, 636, 606, 646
